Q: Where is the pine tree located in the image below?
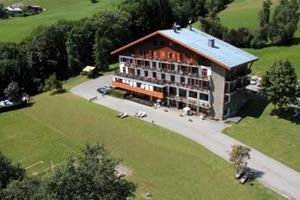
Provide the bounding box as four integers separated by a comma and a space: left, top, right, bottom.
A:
260, 59, 299, 115
258, 0, 272, 41
93, 34, 112, 72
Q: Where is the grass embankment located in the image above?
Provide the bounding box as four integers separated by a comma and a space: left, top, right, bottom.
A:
0, 0, 121, 42
219, 0, 300, 76
0, 76, 282, 200
224, 98, 300, 172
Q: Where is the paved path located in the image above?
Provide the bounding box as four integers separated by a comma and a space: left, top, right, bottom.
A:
71, 75, 300, 199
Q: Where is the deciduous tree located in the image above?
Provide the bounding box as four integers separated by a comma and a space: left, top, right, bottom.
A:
260, 59, 299, 114
0, 152, 25, 189
229, 145, 251, 172
270, 0, 300, 44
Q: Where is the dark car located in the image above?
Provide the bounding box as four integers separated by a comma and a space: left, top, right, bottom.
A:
97, 87, 111, 95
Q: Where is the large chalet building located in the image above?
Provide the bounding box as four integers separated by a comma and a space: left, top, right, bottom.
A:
111, 27, 258, 120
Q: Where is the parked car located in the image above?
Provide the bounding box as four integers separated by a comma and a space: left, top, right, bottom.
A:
240, 174, 249, 184
104, 84, 112, 89
97, 87, 111, 95
250, 77, 258, 85
235, 169, 246, 179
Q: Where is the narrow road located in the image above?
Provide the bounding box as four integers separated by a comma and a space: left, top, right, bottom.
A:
71, 75, 300, 199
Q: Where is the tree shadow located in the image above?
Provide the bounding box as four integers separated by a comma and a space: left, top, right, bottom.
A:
277, 108, 300, 125
247, 168, 265, 183
238, 92, 269, 119
50, 89, 66, 96
0, 102, 35, 114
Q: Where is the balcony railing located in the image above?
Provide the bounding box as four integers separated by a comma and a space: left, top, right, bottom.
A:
226, 69, 252, 82
225, 77, 250, 94
125, 62, 209, 81
115, 71, 210, 91
115, 71, 167, 86
167, 95, 211, 109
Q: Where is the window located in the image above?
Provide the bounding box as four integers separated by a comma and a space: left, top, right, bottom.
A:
169, 53, 173, 59
199, 93, 209, 101
161, 73, 166, 80
137, 82, 141, 88
170, 75, 175, 82
202, 68, 207, 78
145, 71, 148, 77
152, 72, 157, 78
153, 40, 157, 46
189, 91, 197, 99
180, 77, 185, 84
137, 69, 140, 76
179, 89, 187, 98
153, 62, 156, 68
169, 87, 177, 96
154, 87, 162, 92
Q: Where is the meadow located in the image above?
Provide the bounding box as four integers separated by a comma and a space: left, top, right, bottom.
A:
0, 76, 283, 200
0, 0, 121, 42
219, 0, 300, 76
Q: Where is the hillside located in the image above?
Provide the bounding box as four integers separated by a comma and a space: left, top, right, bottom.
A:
219, 0, 300, 76
0, 0, 121, 42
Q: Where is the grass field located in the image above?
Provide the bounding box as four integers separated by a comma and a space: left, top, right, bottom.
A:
0, 77, 282, 200
219, 0, 300, 76
0, 0, 121, 42
224, 98, 300, 172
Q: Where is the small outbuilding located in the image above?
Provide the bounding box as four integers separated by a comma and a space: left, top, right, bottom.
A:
82, 66, 96, 73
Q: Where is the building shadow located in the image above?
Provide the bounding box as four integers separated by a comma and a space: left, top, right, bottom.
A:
238, 92, 269, 119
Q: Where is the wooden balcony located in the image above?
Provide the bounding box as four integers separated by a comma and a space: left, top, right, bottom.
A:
112, 81, 165, 99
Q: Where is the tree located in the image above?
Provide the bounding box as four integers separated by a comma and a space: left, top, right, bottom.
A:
229, 145, 251, 172
270, 0, 300, 44
43, 74, 63, 93
4, 81, 22, 102
44, 144, 136, 200
93, 35, 112, 71
199, 15, 228, 39
0, 177, 41, 200
0, 152, 25, 189
223, 27, 254, 48
260, 59, 299, 114
258, 0, 272, 42
0, 3, 8, 19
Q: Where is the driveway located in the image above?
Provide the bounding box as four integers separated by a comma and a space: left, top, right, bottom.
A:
71, 75, 300, 199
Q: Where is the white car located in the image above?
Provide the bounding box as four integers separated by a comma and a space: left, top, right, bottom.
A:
250, 77, 258, 85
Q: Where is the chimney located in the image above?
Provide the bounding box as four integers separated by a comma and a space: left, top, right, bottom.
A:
173, 22, 177, 33
188, 19, 192, 30
208, 39, 215, 47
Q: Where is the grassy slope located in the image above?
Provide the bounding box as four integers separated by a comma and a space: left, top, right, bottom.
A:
0, 77, 282, 200
219, 0, 300, 76
224, 98, 300, 172
0, 0, 121, 42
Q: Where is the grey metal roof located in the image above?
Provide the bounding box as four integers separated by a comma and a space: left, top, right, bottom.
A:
159, 28, 258, 68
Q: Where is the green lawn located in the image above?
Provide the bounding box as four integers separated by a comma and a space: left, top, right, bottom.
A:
219, 0, 300, 76
0, 0, 121, 42
0, 77, 282, 200
224, 98, 300, 172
